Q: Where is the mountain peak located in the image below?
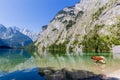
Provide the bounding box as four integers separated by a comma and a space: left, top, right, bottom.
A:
18, 28, 38, 41
0, 25, 33, 47
0, 24, 7, 32
8, 26, 38, 41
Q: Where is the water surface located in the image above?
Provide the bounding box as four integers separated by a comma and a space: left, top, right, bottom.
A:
34, 52, 120, 75
0, 49, 34, 72
0, 49, 120, 79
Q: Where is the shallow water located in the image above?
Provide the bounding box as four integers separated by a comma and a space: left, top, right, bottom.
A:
34, 52, 120, 75
0, 49, 35, 72
0, 49, 120, 79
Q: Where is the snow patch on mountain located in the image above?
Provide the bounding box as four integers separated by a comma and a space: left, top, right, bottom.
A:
11, 26, 38, 41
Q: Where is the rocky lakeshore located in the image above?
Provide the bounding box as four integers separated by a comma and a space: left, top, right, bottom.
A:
38, 67, 119, 80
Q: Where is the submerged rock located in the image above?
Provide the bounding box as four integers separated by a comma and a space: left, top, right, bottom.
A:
38, 68, 115, 80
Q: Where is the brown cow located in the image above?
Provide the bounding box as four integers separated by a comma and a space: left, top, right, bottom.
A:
91, 56, 106, 64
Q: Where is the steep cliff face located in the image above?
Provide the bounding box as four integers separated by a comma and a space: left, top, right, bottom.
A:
36, 0, 120, 53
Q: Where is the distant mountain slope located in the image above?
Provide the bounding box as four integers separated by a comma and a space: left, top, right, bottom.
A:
0, 24, 33, 47
11, 26, 38, 41
35, 0, 120, 53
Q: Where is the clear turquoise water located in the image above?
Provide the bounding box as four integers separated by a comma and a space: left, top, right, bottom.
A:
0, 49, 44, 80
0, 49, 120, 79
0, 49, 34, 72
34, 51, 120, 75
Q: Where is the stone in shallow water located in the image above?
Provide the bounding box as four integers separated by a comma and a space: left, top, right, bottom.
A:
39, 68, 120, 80
38, 68, 107, 80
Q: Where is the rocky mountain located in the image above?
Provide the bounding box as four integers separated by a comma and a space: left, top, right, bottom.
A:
11, 26, 38, 41
35, 0, 120, 53
0, 24, 33, 47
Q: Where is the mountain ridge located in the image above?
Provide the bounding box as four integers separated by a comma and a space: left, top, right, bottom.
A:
35, 0, 120, 53
0, 24, 33, 47
10, 26, 38, 41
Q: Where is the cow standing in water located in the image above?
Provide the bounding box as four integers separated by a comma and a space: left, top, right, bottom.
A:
91, 56, 106, 64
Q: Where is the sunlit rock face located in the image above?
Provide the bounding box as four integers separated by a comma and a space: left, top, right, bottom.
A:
36, 0, 120, 53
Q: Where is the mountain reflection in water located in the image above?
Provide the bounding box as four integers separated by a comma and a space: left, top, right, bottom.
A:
0, 49, 34, 72
34, 51, 120, 75
0, 49, 120, 79
0, 68, 44, 80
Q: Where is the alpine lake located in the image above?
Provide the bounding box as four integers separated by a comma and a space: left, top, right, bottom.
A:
0, 49, 120, 80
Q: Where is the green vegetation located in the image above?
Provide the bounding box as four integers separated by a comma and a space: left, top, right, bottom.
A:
24, 42, 36, 53
82, 25, 109, 53
78, 11, 84, 15
82, 24, 120, 53
63, 20, 67, 23
52, 28, 58, 31
111, 37, 120, 45
66, 20, 76, 29
57, 10, 67, 15
57, 16, 65, 22
82, 34, 111, 53
117, 22, 120, 27
75, 11, 84, 20
72, 39, 79, 45
42, 25, 48, 31
47, 40, 69, 52
92, 6, 106, 20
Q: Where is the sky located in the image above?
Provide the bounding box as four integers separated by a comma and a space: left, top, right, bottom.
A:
0, 0, 80, 33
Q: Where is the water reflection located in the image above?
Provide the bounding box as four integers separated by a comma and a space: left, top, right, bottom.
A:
34, 51, 120, 75
113, 53, 120, 59
0, 49, 34, 72
0, 49, 120, 78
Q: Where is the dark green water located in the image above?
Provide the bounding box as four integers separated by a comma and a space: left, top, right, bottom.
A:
0, 49, 120, 78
